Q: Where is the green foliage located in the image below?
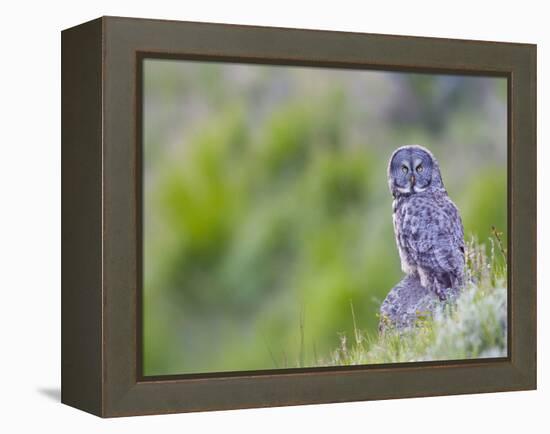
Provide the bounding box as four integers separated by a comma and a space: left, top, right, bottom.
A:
459, 169, 507, 269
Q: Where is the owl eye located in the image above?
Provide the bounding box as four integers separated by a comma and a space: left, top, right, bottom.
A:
401, 165, 408, 174
416, 165, 424, 173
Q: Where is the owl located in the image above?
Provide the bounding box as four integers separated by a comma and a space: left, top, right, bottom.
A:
385, 145, 465, 312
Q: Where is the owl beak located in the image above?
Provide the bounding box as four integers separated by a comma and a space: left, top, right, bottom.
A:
410, 175, 416, 185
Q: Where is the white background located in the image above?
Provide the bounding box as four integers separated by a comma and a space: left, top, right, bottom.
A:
0, 0, 546, 432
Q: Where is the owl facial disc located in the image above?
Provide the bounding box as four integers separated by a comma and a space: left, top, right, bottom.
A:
388, 145, 445, 197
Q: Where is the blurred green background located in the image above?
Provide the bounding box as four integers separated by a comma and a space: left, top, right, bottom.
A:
142, 59, 507, 376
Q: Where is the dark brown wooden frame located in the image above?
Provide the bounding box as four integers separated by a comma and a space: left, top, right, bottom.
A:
62, 16, 537, 417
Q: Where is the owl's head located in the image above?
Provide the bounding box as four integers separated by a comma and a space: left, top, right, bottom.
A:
388, 145, 445, 198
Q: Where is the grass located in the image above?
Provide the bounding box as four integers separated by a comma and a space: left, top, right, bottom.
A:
323, 233, 508, 366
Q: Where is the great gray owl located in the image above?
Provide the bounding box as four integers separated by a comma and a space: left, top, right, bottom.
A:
380, 145, 465, 331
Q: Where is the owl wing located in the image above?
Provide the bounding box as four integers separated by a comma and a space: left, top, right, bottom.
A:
401, 195, 465, 283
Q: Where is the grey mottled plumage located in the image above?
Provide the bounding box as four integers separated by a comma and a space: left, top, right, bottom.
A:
380, 145, 465, 332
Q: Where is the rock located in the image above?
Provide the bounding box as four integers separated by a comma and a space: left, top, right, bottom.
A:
379, 275, 441, 333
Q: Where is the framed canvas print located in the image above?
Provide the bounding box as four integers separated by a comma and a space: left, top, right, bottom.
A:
61, 16, 536, 417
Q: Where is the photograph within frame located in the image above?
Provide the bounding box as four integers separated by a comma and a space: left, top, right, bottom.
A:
137, 53, 510, 378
